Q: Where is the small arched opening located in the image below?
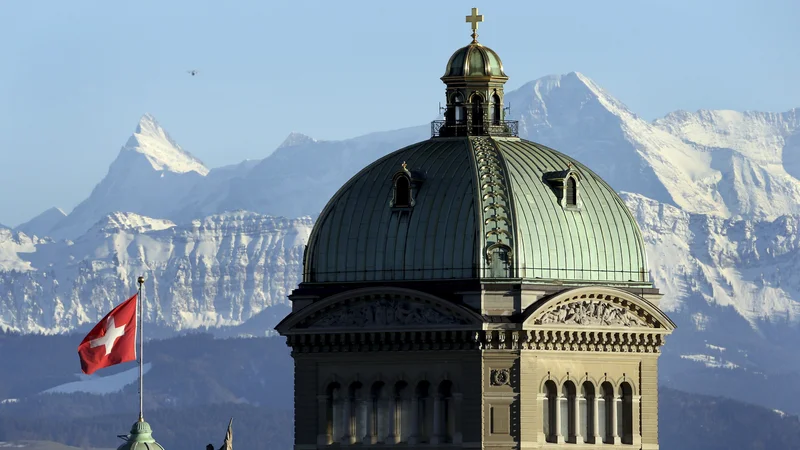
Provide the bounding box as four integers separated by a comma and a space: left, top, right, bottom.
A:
561, 381, 577, 443
370, 381, 389, 444
453, 93, 465, 124
393, 381, 410, 443
543, 380, 558, 443
566, 176, 577, 206
394, 175, 411, 208
437, 381, 455, 443
599, 382, 614, 444
619, 382, 634, 444
416, 381, 432, 443
325, 382, 342, 444
470, 93, 484, 134
492, 93, 501, 125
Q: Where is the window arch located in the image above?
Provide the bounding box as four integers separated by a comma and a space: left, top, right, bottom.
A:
393, 175, 411, 208
599, 382, 614, 444
492, 93, 501, 125
580, 381, 595, 443
619, 382, 634, 444
325, 382, 343, 444
470, 93, 484, 134
416, 381, 432, 443
347, 382, 367, 444
369, 381, 390, 444
565, 176, 577, 206
543, 380, 558, 443
393, 381, 410, 443
437, 381, 455, 443
561, 381, 577, 443
453, 93, 465, 123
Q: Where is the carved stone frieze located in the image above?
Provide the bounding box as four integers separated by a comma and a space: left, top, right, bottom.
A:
535, 300, 650, 328
305, 296, 471, 329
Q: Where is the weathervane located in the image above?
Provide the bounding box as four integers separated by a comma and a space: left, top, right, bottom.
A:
466, 7, 484, 43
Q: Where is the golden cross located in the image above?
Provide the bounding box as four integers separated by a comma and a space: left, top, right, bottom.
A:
465, 7, 484, 43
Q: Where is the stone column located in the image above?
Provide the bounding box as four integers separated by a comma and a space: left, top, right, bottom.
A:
358, 399, 369, 444
432, 395, 443, 444
611, 396, 620, 445
453, 393, 464, 444
408, 397, 419, 444
341, 397, 351, 445
593, 396, 601, 444
555, 396, 564, 444
317, 394, 329, 445
574, 395, 583, 444
388, 396, 398, 444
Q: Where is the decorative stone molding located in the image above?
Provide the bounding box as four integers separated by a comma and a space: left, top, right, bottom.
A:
307, 295, 467, 328
474, 329, 666, 353
490, 369, 510, 386
537, 300, 649, 328
470, 136, 516, 276
286, 330, 480, 354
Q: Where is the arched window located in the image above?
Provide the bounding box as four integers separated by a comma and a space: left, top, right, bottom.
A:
492, 93, 501, 125
370, 382, 389, 444
416, 381, 431, 443
566, 176, 577, 206
619, 383, 634, 444
580, 382, 595, 444
394, 175, 411, 208
393, 381, 410, 443
326, 383, 342, 444
543, 380, 558, 443
348, 382, 367, 444
437, 381, 455, 443
599, 382, 614, 444
453, 93, 465, 123
561, 381, 577, 443
471, 94, 484, 134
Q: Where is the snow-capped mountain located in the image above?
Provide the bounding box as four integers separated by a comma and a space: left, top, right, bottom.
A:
50, 114, 210, 239
15, 207, 66, 238
0, 211, 310, 334
5, 72, 800, 384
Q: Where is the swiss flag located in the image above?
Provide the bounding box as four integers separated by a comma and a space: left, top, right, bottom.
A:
77, 294, 138, 375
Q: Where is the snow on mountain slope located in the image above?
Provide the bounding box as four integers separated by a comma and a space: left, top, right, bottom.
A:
654, 109, 800, 219
127, 113, 208, 175
15, 207, 66, 237
51, 115, 209, 239
43, 363, 152, 395
506, 72, 726, 217
0, 211, 311, 334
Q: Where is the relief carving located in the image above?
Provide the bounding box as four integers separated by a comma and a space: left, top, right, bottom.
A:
306, 296, 470, 329
536, 301, 650, 327
490, 369, 510, 386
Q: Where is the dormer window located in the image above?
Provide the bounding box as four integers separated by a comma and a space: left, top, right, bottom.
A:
391, 162, 419, 209
394, 175, 411, 207
566, 176, 577, 206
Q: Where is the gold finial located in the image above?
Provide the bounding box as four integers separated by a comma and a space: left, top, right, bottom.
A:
466, 7, 484, 43
401, 161, 408, 171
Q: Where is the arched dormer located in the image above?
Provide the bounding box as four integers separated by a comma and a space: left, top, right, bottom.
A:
565, 175, 578, 207
389, 161, 422, 209
544, 167, 581, 210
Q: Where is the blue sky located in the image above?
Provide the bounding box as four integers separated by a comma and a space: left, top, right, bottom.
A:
1, 0, 799, 226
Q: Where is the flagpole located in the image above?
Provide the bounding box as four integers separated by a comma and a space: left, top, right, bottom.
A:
137, 275, 144, 422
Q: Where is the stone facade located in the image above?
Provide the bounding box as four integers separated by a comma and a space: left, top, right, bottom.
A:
276, 284, 674, 450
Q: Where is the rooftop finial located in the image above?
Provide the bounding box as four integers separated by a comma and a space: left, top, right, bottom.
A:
466, 7, 484, 43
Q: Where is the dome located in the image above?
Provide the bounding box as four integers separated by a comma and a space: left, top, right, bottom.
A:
117, 420, 165, 450
443, 43, 507, 78
304, 137, 650, 286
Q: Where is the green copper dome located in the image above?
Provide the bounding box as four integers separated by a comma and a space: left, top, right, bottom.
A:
304, 136, 650, 286
443, 43, 506, 78
117, 420, 165, 450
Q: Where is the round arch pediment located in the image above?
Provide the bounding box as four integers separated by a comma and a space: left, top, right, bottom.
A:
276, 287, 484, 335
522, 286, 675, 331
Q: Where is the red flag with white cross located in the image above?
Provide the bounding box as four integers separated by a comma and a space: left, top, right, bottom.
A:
77, 294, 138, 375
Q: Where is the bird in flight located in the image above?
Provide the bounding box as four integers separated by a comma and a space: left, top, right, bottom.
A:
187, 69, 199, 76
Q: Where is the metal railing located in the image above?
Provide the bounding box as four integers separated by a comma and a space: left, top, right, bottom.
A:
431, 120, 519, 138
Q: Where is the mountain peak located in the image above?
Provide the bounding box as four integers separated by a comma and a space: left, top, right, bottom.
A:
278, 132, 317, 149
15, 207, 66, 238
123, 114, 209, 176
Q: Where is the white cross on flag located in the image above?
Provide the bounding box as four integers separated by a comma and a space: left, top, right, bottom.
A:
77, 294, 138, 374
